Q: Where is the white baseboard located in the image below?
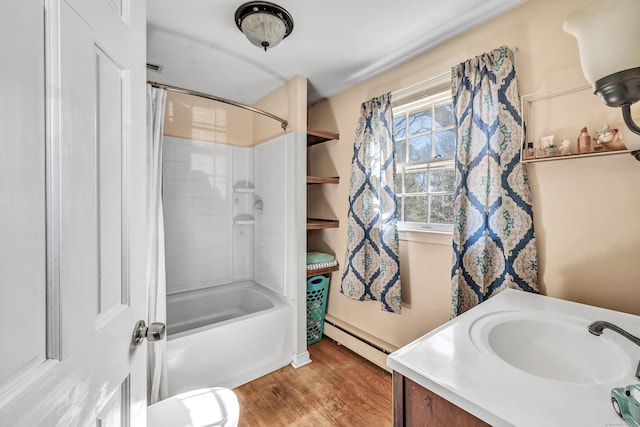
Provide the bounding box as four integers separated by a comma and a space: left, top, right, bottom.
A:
322, 314, 398, 373
290, 350, 312, 368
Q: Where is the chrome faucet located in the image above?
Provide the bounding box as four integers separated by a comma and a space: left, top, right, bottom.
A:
589, 321, 640, 380
588, 321, 640, 347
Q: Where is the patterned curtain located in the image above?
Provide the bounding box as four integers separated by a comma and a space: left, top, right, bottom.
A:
450, 47, 539, 317
341, 93, 402, 313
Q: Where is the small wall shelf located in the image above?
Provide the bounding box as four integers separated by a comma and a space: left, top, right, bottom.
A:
233, 179, 255, 193
307, 263, 340, 278
307, 128, 340, 147
307, 176, 340, 184
521, 81, 632, 164
522, 148, 629, 163
234, 214, 255, 225
306, 218, 339, 230
233, 187, 255, 193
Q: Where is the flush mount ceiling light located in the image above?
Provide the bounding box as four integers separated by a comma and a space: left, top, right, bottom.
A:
235, 1, 294, 52
564, 0, 640, 158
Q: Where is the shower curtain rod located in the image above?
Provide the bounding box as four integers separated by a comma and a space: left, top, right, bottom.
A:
147, 81, 288, 131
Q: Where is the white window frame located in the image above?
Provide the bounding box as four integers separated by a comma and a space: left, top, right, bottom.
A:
392, 75, 455, 244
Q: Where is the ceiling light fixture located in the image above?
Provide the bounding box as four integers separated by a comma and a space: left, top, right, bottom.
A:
235, 1, 294, 52
564, 0, 640, 158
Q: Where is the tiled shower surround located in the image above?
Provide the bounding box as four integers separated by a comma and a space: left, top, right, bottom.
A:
162, 135, 289, 295
162, 137, 233, 294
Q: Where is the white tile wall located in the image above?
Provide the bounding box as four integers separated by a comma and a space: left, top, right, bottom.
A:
162, 133, 303, 300
163, 136, 233, 294
232, 147, 255, 281
254, 136, 286, 294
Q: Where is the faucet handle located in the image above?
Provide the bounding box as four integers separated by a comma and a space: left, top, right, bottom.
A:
254, 197, 263, 213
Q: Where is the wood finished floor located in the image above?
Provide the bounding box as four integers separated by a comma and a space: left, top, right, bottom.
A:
233, 338, 393, 426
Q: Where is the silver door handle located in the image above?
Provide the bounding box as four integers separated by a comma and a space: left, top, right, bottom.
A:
132, 320, 166, 346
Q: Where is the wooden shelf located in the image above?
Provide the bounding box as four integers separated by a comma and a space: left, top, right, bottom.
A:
306, 127, 341, 283
307, 218, 339, 230
307, 176, 340, 184
307, 128, 339, 147
307, 263, 339, 277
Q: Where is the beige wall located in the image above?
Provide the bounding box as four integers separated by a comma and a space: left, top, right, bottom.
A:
163, 91, 254, 146
163, 75, 307, 146
308, 0, 640, 349
254, 75, 307, 143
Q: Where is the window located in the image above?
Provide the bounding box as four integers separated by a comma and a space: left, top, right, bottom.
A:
393, 89, 456, 235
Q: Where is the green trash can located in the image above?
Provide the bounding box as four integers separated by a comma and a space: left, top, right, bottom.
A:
306, 275, 329, 345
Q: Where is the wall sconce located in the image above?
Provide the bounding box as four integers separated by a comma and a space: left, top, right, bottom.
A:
235, 1, 294, 52
564, 0, 640, 158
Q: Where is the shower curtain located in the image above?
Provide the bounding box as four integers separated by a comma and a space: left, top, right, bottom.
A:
146, 85, 168, 403
341, 93, 402, 313
450, 47, 538, 317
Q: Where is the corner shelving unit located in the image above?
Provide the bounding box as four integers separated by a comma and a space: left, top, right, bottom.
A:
307, 128, 340, 277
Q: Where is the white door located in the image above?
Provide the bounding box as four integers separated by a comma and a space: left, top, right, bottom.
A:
0, 0, 147, 425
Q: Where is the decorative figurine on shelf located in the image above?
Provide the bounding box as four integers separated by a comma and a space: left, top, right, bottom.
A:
559, 139, 571, 155
594, 123, 627, 151
577, 126, 592, 153
523, 142, 536, 160
541, 135, 560, 157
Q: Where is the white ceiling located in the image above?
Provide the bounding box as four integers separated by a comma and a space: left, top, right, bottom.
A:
147, 0, 526, 106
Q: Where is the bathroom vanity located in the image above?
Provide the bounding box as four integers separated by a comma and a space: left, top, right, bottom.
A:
393, 372, 489, 426
387, 289, 640, 426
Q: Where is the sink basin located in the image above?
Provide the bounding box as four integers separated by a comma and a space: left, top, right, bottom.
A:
388, 290, 640, 426
470, 311, 633, 384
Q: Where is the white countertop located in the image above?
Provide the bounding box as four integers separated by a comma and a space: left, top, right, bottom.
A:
387, 289, 640, 427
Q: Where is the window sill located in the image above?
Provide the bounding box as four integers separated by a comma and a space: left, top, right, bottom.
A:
398, 228, 452, 246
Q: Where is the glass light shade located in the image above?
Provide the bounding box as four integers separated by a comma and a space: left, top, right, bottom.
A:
240, 12, 287, 50
563, 0, 640, 84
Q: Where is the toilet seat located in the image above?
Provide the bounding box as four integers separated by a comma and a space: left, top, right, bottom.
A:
148, 387, 239, 427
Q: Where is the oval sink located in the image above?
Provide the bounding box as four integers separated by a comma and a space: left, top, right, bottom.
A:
470, 311, 633, 384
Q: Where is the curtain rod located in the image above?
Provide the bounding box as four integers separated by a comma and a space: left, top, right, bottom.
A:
148, 81, 288, 131
391, 47, 519, 102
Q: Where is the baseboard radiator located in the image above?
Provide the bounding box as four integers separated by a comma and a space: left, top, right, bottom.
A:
322, 313, 398, 373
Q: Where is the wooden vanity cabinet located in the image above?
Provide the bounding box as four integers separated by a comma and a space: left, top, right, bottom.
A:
393, 372, 490, 427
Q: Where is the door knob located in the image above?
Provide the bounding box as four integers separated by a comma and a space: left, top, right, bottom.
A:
132, 320, 166, 346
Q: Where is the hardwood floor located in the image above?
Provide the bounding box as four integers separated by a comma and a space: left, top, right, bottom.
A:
234, 338, 393, 426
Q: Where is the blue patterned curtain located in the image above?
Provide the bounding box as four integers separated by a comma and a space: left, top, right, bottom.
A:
341, 93, 401, 313
450, 47, 539, 317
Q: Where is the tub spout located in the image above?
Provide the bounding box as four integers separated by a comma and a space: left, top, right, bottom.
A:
588, 320, 640, 347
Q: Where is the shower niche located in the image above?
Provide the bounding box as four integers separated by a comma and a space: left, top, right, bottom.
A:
232, 146, 256, 282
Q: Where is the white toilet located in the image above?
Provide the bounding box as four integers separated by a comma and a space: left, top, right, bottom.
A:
148, 387, 239, 427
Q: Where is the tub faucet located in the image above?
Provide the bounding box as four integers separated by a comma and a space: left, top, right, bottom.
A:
588, 321, 640, 347
254, 197, 263, 214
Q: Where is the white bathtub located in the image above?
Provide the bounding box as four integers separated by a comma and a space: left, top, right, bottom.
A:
166, 281, 293, 396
